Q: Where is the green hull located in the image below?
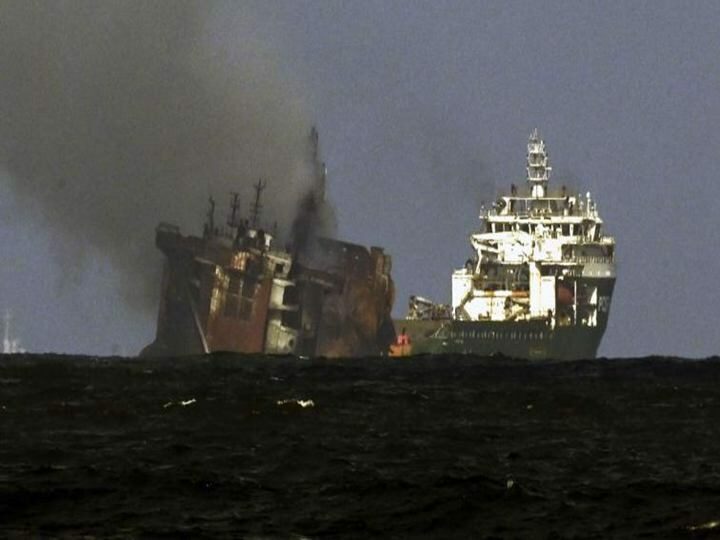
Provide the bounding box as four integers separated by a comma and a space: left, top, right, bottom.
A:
393, 319, 606, 361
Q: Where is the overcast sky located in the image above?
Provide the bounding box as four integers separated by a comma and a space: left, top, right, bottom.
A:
1, 1, 719, 358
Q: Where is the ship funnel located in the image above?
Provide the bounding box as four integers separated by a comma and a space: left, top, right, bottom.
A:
526, 129, 552, 198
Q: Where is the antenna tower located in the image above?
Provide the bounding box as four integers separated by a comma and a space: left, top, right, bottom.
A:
526, 129, 552, 198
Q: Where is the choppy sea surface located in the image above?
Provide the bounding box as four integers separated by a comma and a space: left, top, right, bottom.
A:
2, 354, 720, 539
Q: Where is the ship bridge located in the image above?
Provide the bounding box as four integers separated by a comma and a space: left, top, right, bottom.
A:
481, 129, 612, 248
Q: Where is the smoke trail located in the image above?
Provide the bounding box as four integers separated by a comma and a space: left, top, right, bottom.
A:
0, 1, 330, 311
290, 127, 337, 253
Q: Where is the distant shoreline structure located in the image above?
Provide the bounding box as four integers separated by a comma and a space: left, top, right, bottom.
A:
3, 309, 25, 354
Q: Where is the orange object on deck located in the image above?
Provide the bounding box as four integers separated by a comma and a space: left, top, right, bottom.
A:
389, 330, 412, 357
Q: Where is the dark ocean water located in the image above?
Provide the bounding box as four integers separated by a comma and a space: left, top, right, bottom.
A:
2, 354, 720, 539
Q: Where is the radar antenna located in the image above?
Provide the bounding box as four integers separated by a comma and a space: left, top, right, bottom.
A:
526, 129, 552, 198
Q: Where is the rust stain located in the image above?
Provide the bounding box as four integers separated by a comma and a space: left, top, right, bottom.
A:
143, 226, 395, 358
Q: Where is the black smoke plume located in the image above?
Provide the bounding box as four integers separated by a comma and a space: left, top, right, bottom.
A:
290, 127, 337, 254
0, 1, 332, 310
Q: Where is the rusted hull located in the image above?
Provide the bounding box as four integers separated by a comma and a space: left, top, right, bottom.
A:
205, 277, 273, 353
295, 240, 395, 357
142, 227, 395, 358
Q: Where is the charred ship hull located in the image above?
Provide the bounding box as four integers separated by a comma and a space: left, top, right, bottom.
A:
143, 129, 396, 358
143, 222, 395, 358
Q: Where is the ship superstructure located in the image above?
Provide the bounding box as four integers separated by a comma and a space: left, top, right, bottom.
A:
393, 130, 616, 360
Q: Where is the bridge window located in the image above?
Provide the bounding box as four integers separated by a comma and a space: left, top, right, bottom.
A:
224, 275, 256, 320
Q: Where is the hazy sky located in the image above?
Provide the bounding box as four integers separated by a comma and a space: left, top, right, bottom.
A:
1, 1, 719, 358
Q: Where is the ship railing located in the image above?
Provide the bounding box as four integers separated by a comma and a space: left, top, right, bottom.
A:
564, 255, 614, 264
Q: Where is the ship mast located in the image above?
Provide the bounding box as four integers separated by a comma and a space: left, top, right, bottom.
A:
227, 192, 241, 228
526, 128, 552, 198
310, 126, 327, 203
205, 196, 216, 237
250, 179, 266, 228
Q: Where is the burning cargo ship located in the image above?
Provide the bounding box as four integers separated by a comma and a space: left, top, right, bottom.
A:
143, 131, 395, 358
392, 130, 616, 360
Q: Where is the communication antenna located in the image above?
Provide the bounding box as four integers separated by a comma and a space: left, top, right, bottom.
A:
250, 179, 266, 228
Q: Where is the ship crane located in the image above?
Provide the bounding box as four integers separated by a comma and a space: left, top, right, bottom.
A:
470, 231, 533, 270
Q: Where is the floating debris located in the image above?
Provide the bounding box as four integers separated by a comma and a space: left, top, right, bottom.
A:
276, 399, 315, 408
163, 398, 197, 409
688, 520, 720, 531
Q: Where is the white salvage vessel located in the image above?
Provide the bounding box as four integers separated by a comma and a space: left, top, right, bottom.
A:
393, 130, 616, 360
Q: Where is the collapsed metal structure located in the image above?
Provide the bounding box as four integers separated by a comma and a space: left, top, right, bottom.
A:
143, 132, 395, 358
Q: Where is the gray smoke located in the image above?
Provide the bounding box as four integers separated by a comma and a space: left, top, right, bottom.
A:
290, 128, 337, 254
0, 1, 331, 311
